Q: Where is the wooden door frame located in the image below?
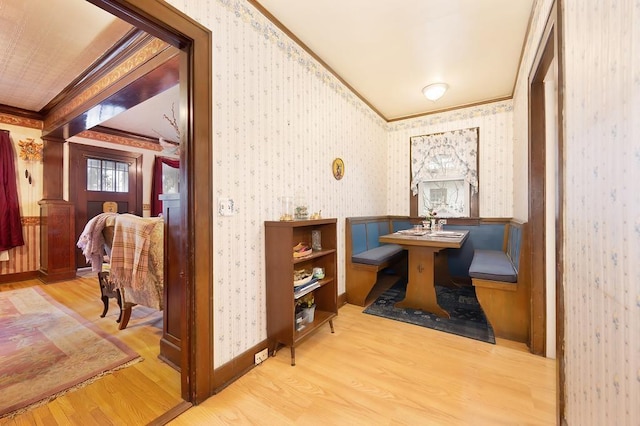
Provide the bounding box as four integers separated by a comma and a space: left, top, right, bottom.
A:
528, 1, 565, 422
85, 0, 213, 404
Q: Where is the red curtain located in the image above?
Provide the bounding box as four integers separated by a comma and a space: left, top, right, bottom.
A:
151, 156, 180, 217
0, 130, 24, 251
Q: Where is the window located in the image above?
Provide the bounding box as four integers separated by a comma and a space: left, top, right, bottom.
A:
162, 162, 180, 194
417, 178, 470, 217
87, 158, 129, 192
410, 127, 479, 217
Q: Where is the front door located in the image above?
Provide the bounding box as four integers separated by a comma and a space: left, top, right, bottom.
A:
69, 143, 143, 269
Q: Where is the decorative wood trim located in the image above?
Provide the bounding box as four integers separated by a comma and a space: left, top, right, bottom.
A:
44, 38, 175, 132
147, 401, 193, 426
0, 112, 43, 129
527, 3, 566, 422
212, 341, 269, 393
21, 216, 41, 225
555, 0, 566, 422
0, 271, 39, 284
41, 29, 152, 114
77, 129, 163, 151
87, 0, 214, 405
528, 7, 557, 358
388, 95, 513, 123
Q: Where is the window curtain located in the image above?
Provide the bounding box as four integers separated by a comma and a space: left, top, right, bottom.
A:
410, 127, 479, 195
0, 130, 24, 251
151, 156, 179, 217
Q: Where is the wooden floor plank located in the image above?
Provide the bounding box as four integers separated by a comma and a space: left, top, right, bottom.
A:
171, 303, 556, 426
2, 275, 556, 425
0, 275, 182, 426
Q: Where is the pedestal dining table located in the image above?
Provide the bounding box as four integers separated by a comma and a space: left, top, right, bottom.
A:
379, 229, 469, 318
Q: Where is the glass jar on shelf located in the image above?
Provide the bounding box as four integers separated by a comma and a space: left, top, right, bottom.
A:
280, 196, 294, 221
294, 191, 309, 220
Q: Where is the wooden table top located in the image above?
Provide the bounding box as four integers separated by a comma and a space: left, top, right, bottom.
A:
379, 230, 469, 249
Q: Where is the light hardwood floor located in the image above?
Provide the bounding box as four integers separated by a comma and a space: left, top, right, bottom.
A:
2, 276, 556, 425
0, 275, 183, 426
171, 304, 556, 425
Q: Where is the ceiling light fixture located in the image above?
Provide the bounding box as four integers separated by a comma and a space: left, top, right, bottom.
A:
422, 83, 449, 101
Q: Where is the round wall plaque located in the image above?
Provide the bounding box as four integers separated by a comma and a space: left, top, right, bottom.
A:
332, 158, 344, 180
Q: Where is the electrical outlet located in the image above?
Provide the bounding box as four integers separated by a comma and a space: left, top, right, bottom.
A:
438, 219, 447, 225
254, 348, 269, 365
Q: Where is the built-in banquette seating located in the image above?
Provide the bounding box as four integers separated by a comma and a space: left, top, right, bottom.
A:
465, 220, 529, 343
346, 216, 530, 344
345, 216, 413, 306
345, 216, 531, 343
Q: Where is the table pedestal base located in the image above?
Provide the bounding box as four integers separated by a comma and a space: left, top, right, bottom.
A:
394, 246, 450, 319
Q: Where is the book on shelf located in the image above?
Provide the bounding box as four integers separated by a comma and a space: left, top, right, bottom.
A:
294, 279, 320, 299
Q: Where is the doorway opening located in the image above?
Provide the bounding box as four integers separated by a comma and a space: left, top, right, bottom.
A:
528, 1, 565, 421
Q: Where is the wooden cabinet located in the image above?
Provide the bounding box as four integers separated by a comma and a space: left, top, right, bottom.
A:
158, 193, 183, 371
39, 200, 76, 282
265, 218, 337, 365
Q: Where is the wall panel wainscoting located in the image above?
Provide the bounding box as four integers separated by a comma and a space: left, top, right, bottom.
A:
0, 217, 40, 282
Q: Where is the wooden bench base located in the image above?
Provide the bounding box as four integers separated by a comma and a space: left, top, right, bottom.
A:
346, 257, 406, 306
473, 278, 529, 343
345, 216, 412, 307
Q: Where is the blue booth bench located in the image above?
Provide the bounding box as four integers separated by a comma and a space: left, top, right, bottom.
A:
345, 216, 414, 306
442, 219, 529, 343
466, 220, 529, 343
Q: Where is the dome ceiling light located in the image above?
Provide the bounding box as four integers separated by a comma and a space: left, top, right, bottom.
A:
422, 83, 449, 101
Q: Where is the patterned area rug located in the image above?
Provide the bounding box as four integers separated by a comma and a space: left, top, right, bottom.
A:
0, 287, 142, 419
363, 280, 495, 344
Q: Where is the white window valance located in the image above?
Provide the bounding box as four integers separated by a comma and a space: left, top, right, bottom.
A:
410, 127, 479, 196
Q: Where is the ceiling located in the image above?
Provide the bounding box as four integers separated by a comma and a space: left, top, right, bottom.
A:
0, 0, 534, 139
0, 0, 132, 112
256, 0, 534, 119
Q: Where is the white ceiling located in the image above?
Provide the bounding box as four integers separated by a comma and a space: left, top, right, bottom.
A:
256, 0, 534, 119
0, 0, 133, 112
0, 0, 534, 138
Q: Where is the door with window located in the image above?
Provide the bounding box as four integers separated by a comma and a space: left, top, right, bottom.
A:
69, 143, 143, 269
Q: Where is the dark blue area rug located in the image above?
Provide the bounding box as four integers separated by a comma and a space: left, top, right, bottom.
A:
363, 280, 495, 344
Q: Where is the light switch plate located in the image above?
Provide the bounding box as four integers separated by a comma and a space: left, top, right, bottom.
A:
218, 198, 235, 216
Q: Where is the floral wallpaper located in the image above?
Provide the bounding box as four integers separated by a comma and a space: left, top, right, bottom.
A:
560, 0, 640, 423
513, 0, 639, 423
166, 0, 388, 366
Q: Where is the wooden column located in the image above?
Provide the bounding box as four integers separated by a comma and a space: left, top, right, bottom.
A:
39, 200, 76, 282
42, 136, 64, 200
39, 136, 76, 282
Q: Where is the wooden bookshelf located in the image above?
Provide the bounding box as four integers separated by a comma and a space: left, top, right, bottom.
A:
265, 218, 337, 365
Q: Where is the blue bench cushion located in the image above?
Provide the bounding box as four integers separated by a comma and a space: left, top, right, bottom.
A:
351, 244, 404, 266
469, 249, 517, 283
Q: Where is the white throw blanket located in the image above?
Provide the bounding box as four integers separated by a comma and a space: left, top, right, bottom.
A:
76, 212, 118, 271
